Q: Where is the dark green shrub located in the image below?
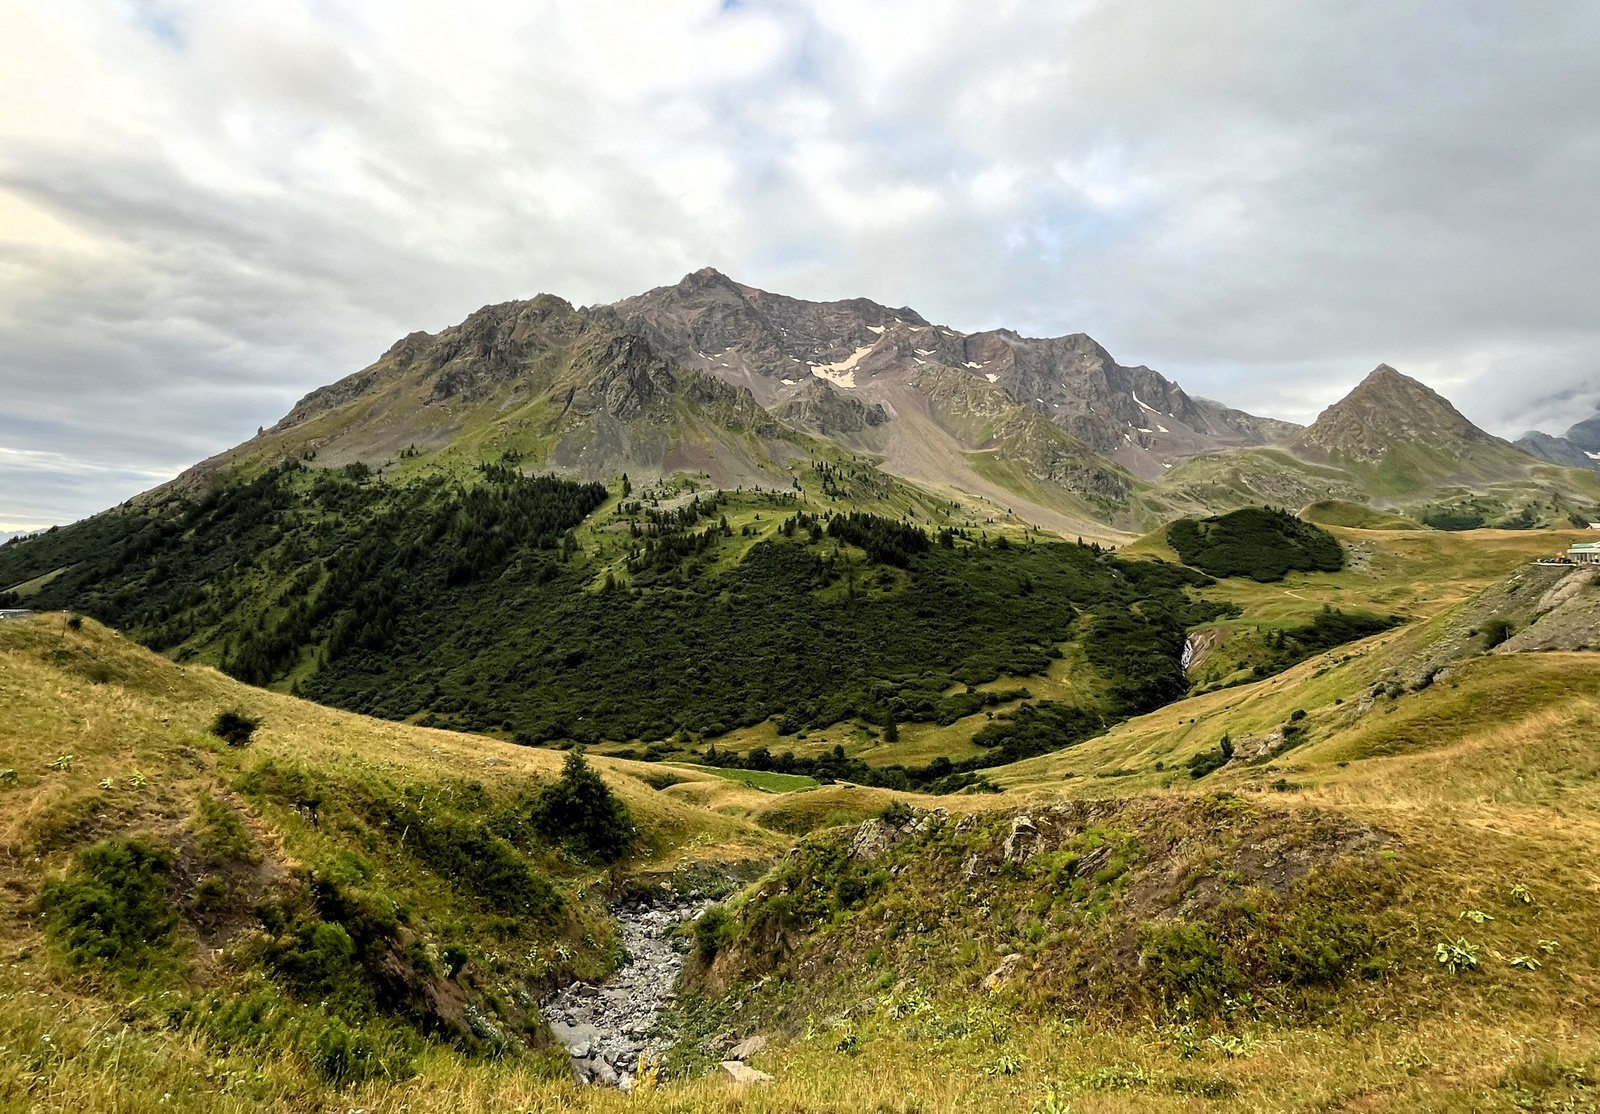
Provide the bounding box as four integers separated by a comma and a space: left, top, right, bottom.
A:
970, 701, 1103, 761
1168, 507, 1344, 582
1140, 921, 1246, 1010
1482, 617, 1515, 649
1266, 908, 1378, 985
879, 801, 914, 827
1421, 509, 1485, 531
694, 905, 737, 963
39, 838, 176, 970
168, 987, 290, 1051
307, 852, 399, 954
531, 748, 634, 863
211, 709, 260, 747
240, 758, 324, 818
441, 944, 469, 977
1187, 735, 1233, 779
299, 1010, 417, 1085
270, 920, 372, 1013
398, 812, 561, 920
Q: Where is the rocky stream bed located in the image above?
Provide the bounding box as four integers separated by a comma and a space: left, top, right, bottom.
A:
544, 895, 710, 1089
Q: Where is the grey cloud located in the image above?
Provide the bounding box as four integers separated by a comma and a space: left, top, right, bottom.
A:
2, 0, 1598, 527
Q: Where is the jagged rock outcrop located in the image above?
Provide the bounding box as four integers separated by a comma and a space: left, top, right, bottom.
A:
771, 379, 887, 436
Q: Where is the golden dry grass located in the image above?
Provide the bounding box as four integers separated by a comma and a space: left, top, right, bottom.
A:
7, 558, 1600, 1112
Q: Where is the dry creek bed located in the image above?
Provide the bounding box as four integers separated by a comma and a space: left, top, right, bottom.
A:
544, 895, 710, 1089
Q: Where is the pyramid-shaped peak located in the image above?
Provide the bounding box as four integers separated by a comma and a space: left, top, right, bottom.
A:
1293, 364, 1493, 465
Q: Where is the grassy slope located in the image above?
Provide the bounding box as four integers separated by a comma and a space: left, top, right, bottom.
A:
8, 525, 1600, 1112
665, 542, 1600, 1113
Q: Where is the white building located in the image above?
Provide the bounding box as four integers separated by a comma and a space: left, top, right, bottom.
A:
1567, 541, 1600, 565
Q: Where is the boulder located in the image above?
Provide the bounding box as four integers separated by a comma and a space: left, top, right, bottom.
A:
728, 1034, 768, 1060
721, 1060, 774, 1084
849, 818, 902, 863
550, 1020, 602, 1058
1001, 816, 1041, 864
982, 952, 1025, 992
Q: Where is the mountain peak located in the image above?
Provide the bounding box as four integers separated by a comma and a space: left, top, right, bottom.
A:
1292, 363, 1504, 470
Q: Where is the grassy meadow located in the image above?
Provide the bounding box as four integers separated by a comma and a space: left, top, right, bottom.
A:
5, 516, 1600, 1113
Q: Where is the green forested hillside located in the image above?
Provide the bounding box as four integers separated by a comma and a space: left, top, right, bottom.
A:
0, 462, 1230, 759
1167, 505, 1344, 581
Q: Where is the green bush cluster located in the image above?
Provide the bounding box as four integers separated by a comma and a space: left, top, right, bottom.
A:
1139, 862, 1389, 1015
39, 838, 177, 972
1421, 509, 1485, 531
0, 463, 1229, 748
1168, 507, 1344, 582
1248, 606, 1402, 679
210, 709, 260, 746
170, 990, 419, 1086
971, 700, 1104, 758
1186, 735, 1234, 779
694, 905, 737, 963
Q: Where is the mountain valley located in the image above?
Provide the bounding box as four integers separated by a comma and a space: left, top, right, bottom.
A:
5, 271, 1600, 1113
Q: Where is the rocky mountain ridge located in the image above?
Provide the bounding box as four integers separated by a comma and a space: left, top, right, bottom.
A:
613, 268, 1299, 480
126, 269, 1600, 539
1516, 415, 1600, 475
1291, 365, 1497, 465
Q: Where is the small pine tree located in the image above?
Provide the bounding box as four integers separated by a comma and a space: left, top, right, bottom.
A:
883, 710, 899, 743
532, 748, 634, 863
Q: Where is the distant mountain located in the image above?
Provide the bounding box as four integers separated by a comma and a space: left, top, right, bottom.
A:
1515, 412, 1600, 475
1288, 365, 1546, 493
22, 269, 1600, 546
614, 268, 1299, 482
174, 293, 798, 496
158, 267, 1311, 539
1516, 430, 1600, 473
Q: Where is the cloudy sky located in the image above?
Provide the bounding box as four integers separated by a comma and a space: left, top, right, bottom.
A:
3, 1, 1598, 532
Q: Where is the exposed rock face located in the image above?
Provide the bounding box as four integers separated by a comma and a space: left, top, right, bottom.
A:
1564, 416, 1600, 454
1001, 815, 1041, 864
280, 295, 601, 427
771, 379, 887, 436
982, 952, 1025, 992
912, 366, 1134, 502
612, 268, 1296, 479
727, 1034, 768, 1060
848, 818, 905, 863
1516, 430, 1599, 472
613, 266, 928, 388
